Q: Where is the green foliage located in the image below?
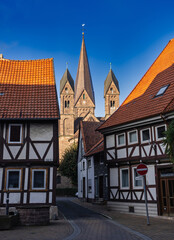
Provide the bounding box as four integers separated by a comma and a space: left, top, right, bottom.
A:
59, 143, 78, 185
163, 120, 174, 163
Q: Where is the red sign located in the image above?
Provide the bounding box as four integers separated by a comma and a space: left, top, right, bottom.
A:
136, 164, 148, 176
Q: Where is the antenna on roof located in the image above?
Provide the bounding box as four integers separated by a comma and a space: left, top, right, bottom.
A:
82, 24, 85, 37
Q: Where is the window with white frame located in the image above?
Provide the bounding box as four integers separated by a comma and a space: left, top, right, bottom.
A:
32, 169, 46, 190
128, 130, 138, 144
120, 168, 129, 188
141, 128, 150, 143
156, 125, 166, 140
133, 168, 143, 187
117, 133, 125, 146
6, 169, 21, 190
8, 124, 23, 144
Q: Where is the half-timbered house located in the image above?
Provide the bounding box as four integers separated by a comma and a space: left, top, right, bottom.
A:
77, 121, 108, 201
97, 39, 174, 216
0, 56, 59, 216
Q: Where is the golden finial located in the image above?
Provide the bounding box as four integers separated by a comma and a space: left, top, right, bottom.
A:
82, 24, 85, 37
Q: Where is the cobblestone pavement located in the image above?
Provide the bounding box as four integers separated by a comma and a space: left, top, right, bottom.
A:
0, 211, 73, 240
57, 197, 148, 240
71, 198, 174, 240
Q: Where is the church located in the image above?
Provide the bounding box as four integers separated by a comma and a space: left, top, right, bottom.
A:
59, 33, 120, 161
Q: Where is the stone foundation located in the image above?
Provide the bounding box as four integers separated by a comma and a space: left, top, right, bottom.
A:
17, 205, 50, 226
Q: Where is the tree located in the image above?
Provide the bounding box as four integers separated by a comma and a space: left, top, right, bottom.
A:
163, 120, 174, 163
59, 143, 78, 185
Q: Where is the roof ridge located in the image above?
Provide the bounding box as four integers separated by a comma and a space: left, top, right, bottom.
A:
85, 138, 104, 156
0, 58, 53, 62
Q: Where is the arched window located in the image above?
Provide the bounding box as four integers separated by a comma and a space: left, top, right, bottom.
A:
65, 100, 70, 108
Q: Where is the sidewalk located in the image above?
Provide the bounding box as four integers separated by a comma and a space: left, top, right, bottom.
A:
0, 211, 73, 240
72, 198, 174, 240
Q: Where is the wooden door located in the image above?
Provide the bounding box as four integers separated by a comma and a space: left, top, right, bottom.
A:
99, 176, 103, 198
83, 177, 85, 198
160, 178, 174, 216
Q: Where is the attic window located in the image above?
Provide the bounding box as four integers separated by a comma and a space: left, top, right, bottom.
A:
155, 85, 169, 97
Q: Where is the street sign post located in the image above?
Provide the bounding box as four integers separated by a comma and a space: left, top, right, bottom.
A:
136, 164, 150, 225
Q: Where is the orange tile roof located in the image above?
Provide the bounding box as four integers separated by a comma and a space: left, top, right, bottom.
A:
122, 39, 174, 105
0, 58, 59, 119
98, 39, 174, 131
0, 58, 55, 85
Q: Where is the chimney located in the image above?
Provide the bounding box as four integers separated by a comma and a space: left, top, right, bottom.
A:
0, 54, 3, 59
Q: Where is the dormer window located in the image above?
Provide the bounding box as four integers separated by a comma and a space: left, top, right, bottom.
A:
155, 85, 169, 97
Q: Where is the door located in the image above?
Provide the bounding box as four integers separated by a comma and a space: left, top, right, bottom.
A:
83, 177, 85, 198
99, 176, 103, 198
160, 178, 174, 216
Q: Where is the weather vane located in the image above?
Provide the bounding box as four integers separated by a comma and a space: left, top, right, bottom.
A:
82, 24, 85, 36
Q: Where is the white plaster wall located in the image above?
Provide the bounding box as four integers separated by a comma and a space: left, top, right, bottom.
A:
87, 156, 94, 199
3, 146, 11, 160
23, 193, 27, 204
3, 193, 21, 204
49, 192, 52, 203
34, 143, 49, 158
146, 165, 156, 185
132, 146, 139, 157
24, 168, 28, 190
45, 143, 53, 161
30, 192, 47, 203
18, 144, 27, 159
49, 167, 53, 189
110, 168, 118, 187
30, 123, 53, 141
117, 149, 126, 159
78, 161, 82, 198
106, 134, 115, 148
0, 168, 3, 190
78, 158, 87, 198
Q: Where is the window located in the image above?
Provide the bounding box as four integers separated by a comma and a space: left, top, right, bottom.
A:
83, 161, 85, 171
156, 125, 166, 140
56, 175, 61, 184
32, 169, 46, 190
65, 87, 68, 93
110, 101, 115, 108
88, 159, 91, 168
7, 170, 21, 190
121, 169, 129, 188
141, 129, 150, 143
117, 133, 125, 146
83, 94, 85, 100
88, 179, 92, 193
8, 124, 23, 144
155, 85, 169, 97
133, 168, 143, 187
65, 100, 69, 108
128, 130, 138, 144
110, 88, 113, 94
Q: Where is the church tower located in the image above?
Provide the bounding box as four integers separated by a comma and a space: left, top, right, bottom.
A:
74, 33, 95, 119
59, 68, 74, 160
104, 68, 120, 119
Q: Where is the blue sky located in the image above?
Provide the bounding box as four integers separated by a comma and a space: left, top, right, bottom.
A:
1, 0, 174, 116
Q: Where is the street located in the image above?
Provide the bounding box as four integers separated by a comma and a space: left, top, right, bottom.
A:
57, 198, 149, 240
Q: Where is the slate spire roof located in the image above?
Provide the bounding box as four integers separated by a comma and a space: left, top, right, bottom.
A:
104, 69, 120, 97
74, 35, 95, 105
0, 58, 59, 119
98, 39, 174, 131
60, 68, 74, 94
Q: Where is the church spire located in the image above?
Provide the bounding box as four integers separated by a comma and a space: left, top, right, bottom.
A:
74, 32, 95, 106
